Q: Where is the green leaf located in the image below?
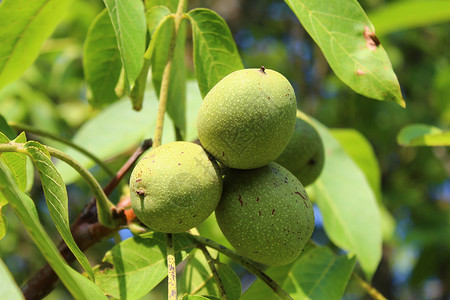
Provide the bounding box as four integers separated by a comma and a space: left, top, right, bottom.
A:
23, 141, 94, 280
84, 9, 122, 107
397, 124, 450, 147
55, 93, 175, 184
285, 0, 404, 107
186, 8, 244, 98
147, 6, 171, 34
182, 295, 221, 300
283, 247, 356, 299
104, 0, 146, 90
0, 132, 27, 208
331, 129, 395, 240
331, 129, 381, 201
368, 0, 450, 36
93, 232, 195, 299
0, 115, 16, 140
242, 246, 355, 300
0, 210, 6, 241
0, 258, 24, 300
308, 114, 382, 279
145, 0, 178, 12
151, 15, 187, 136
180, 249, 241, 300
0, 161, 107, 300
0, 0, 72, 89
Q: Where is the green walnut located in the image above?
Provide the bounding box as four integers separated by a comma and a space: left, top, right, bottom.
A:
130, 141, 223, 233
275, 114, 324, 186
215, 162, 314, 266
197, 67, 297, 169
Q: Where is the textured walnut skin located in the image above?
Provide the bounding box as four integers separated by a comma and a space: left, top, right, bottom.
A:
197, 68, 297, 169
130, 142, 223, 233
215, 162, 314, 266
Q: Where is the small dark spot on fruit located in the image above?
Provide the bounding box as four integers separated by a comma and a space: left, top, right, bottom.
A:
136, 189, 145, 196
308, 159, 316, 165
259, 211, 261, 216
238, 194, 243, 206
272, 209, 275, 215
135, 178, 142, 182
256, 197, 260, 202
178, 163, 181, 165
222, 151, 225, 156
193, 214, 197, 218
267, 96, 271, 100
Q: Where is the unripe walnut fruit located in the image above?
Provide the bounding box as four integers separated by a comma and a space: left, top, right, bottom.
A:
275, 114, 325, 186
215, 162, 314, 266
197, 67, 297, 169
130, 142, 223, 233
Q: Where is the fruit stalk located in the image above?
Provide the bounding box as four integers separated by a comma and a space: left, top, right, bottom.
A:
153, 0, 186, 148
166, 233, 177, 300
189, 234, 294, 300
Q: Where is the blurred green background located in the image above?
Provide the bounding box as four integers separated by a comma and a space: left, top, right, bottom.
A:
0, 0, 449, 299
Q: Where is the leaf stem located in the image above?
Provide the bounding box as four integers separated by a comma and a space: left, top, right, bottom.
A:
152, 0, 186, 147
0, 142, 116, 228
189, 234, 293, 300
8, 122, 115, 177
198, 244, 228, 300
166, 233, 177, 300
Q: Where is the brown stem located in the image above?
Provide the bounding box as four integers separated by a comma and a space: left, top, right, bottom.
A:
21, 139, 152, 299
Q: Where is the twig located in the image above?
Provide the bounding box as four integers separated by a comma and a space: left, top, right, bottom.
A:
198, 244, 228, 300
189, 234, 293, 300
9, 122, 114, 177
152, 0, 186, 148
167, 233, 177, 300
20, 140, 151, 300
352, 273, 388, 300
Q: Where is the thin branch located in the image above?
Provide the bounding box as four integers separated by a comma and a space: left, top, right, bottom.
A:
198, 244, 228, 300
152, 0, 186, 148
167, 233, 177, 300
353, 273, 388, 300
189, 234, 293, 300
9, 122, 115, 177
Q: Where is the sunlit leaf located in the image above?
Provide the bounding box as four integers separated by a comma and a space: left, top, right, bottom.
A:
0, 258, 24, 300
186, 8, 244, 98
306, 113, 382, 279
0, 161, 106, 300
104, 0, 146, 90
285, 0, 404, 107
331, 129, 395, 240
0, 0, 72, 88
368, 0, 450, 36
398, 124, 450, 147
180, 249, 241, 300
93, 232, 195, 299
23, 141, 94, 280
84, 9, 122, 107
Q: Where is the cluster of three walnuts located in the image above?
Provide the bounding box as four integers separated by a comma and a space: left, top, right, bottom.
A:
130, 67, 324, 266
